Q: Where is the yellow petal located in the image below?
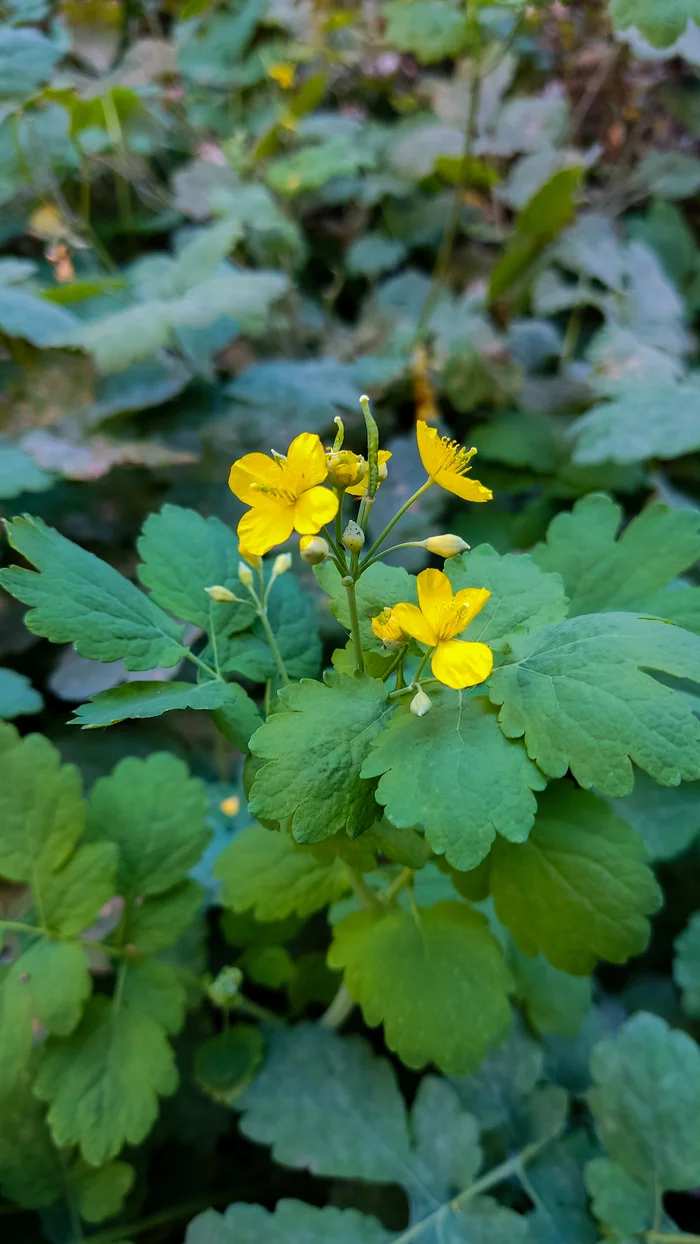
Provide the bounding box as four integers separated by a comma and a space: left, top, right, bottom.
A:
416, 420, 442, 478
416, 568, 454, 634
392, 602, 438, 647
286, 432, 328, 491
237, 499, 295, 556
431, 640, 493, 690
452, 586, 491, 630
229, 452, 282, 504
345, 450, 393, 497
436, 470, 493, 503
293, 485, 338, 534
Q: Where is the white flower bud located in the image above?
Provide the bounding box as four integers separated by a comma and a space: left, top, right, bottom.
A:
272, 552, 292, 578
205, 584, 236, 602
410, 687, 432, 717
342, 520, 365, 553
238, 561, 255, 589
421, 534, 470, 558
300, 535, 330, 565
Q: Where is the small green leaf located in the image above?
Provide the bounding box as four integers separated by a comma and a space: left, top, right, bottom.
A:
445, 545, 569, 650
588, 1012, 700, 1191
612, 769, 700, 862
489, 167, 585, 302
507, 942, 592, 1038
215, 822, 351, 921
585, 1157, 654, 1238
384, 0, 469, 62
362, 690, 545, 871
608, 0, 700, 48
411, 1075, 482, 1195
490, 784, 661, 974
266, 138, 374, 197
0, 1076, 62, 1209
35, 995, 178, 1165
0, 731, 84, 882
489, 613, 700, 796
195, 1024, 264, 1106
211, 683, 264, 752
87, 754, 210, 897
137, 505, 255, 633
674, 912, 700, 1017
571, 382, 700, 466
328, 901, 512, 1074
71, 679, 243, 728
186, 1199, 390, 1244
0, 941, 92, 1094
121, 880, 203, 955
532, 493, 700, 630
0, 516, 186, 672
0, 288, 77, 347
73, 1159, 136, 1226
0, 668, 42, 719
249, 673, 390, 844
0, 441, 52, 501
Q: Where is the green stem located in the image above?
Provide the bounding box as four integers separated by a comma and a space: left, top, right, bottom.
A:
361, 479, 435, 567
0, 919, 42, 937
345, 578, 365, 674
234, 996, 281, 1024
380, 645, 409, 683
381, 867, 413, 904
346, 864, 382, 909
183, 648, 221, 681
388, 678, 439, 702
320, 983, 355, 1030
80, 1199, 221, 1244
258, 609, 290, 685
323, 525, 348, 574
414, 647, 435, 683
361, 541, 427, 574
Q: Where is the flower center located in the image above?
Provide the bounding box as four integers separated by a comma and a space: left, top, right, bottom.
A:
435, 436, 477, 478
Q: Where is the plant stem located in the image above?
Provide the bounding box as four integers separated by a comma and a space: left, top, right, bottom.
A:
380, 645, 409, 683
234, 996, 281, 1024
320, 983, 355, 1030
81, 1199, 222, 1244
0, 919, 41, 937
413, 647, 435, 683
183, 648, 220, 681
346, 864, 381, 909
361, 541, 427, 574
345, 578, 365, 673
361, 479, 435, 567
381, 867, 413, 904
257, 609, 290, 685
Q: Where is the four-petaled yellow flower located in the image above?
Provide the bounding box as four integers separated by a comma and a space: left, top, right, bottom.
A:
387, 568, 493, 690
229, 432, 338, 556
416, 420, 492, 502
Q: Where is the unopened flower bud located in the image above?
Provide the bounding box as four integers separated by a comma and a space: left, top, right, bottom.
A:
410, 687, 432, 717
326, 450, 366, 489
342, 520, 365, 553
207, 965, 244, 1010
272, 552, 292, 578
300, 534, 330, 565
205, 584, 236, 602
421, 534, 470, 558
238, 561, 255, 589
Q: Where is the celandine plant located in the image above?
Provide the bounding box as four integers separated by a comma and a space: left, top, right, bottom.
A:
2, 400, 700, 1241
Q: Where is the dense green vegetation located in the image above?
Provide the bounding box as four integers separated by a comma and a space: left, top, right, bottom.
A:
2, 1, 700, 1242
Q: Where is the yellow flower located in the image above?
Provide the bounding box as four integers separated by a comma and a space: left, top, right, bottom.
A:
416, 420, 492, 502
229, 432, 339, 556
371, 607, 408, 648
268, 62, 295, 88
391, 568, 493, 690
345, 450, 392, 497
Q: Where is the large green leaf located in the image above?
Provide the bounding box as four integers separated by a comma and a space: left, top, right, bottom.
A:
215, 823, 351, 920
249, 673, 390, 843
489, 613, 700, 796
87, 753, 210, 897
362, 690, 545, 871
0, 517, 186, 671
674, 912, 700, 1017
137, 504, 255, 633
490, 784, 661, 974
0, 940, 91, 1094
328, 901, 512, 1073
0, 668, 43, 719
35, 995, 178, 1165
71, 679, 257, 732
588, 1012, 700, 1191
612, 769, 700, 862
214, 572, 321, 681
532, 493, 700, 631
186, 1200, 390, 1244
571, 383, 700, 465
0, 730, 84, 882
445, 546, 568, 650
608, 0, 700, 47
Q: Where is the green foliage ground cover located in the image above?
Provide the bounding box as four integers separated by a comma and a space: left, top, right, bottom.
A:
2, 1, 700, 1242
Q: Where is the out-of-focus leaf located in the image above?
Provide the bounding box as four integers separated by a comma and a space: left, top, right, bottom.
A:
571, 382, 700, 465
0, 667, 43, 718
0, 289, 78, 348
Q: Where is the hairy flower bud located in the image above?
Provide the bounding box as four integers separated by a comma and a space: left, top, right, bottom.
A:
300, 534, 330, 565
342, 520, 365, 553
205, 584, 237, 602
421, 534, 470, 558
272, 552, 292, 578
410, 687, 432, 717
238, 561, 255, 589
